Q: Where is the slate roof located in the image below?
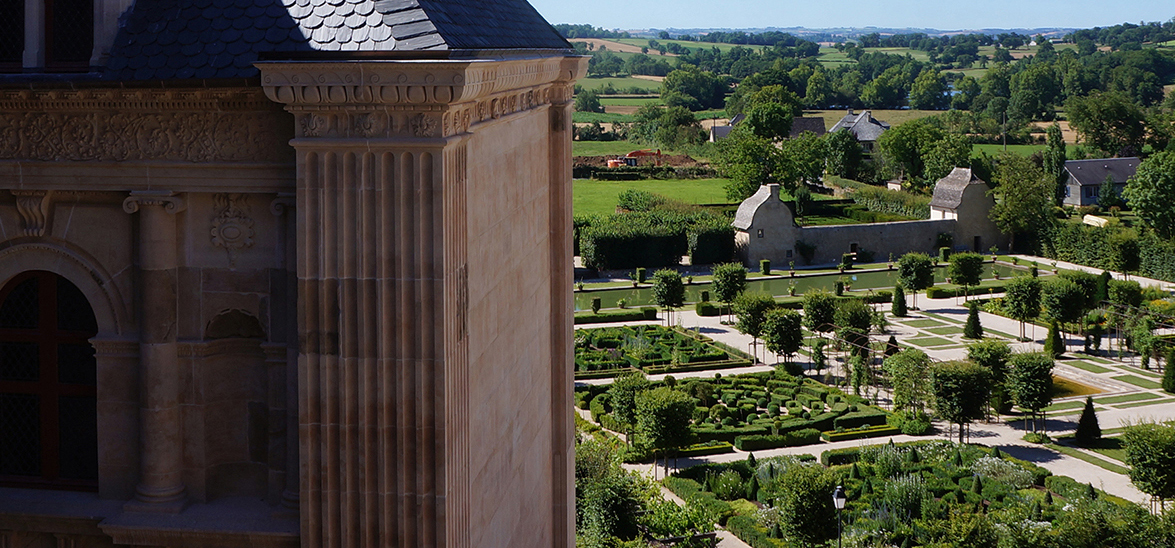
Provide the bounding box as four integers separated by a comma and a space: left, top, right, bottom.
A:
828, 110, 889, 142
732, 184, 774, 230
929, 167, 985, 210
1064, 157, 1140, 187
789, 117, 826, 139
101, 0, 571, 81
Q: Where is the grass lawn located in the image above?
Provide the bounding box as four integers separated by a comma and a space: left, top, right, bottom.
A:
600, 97, 661, 107
1065, 361, 1114, 374
1095, 392, 1160, 405
572, 140, 712, 158
1052, 376, 1103, 398
578, 76, 661, 94
1047, 443, 1130, 475
924, 326, 962, 336
901, 319, 947, 328
906, 337, 955, 347
920, 312, 965, 325
972, 144, 1046, 157
1084, 437, 1128, 463
573, 112, 634, 124
1043, 400, 1087, 412
1116, 398, 1175, 409
574, 178, 732, 216
1111, 375, 1163, 390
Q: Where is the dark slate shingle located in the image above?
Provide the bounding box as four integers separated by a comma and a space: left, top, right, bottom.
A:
99, 0, 571, 81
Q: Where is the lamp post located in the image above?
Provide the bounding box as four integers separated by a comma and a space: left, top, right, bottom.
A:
833, 485, 846, 548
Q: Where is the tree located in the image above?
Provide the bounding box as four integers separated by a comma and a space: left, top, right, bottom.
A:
922, 133, 973, 184
734, 292, 776, 360
660, 65, 727, 110
574, 90, 603, 113
761, 464, 839, 547
1003, 276, 1041, 340
635, 387, 695, 473
1043, 277, 1085, 350
1120, 421, 1175, 504
744, 101, 794, 141
651, 268, 685, 319
1008, 352, 1054, 434
884, 349, 932, 414
653, 106, 706, 149
968, 340, 1012, 414
775, 132, 827, 190
932, 360, 991, 444
717, 128, 780, 201
575, 439, 650, 544
909, 69, 948, 110
802, 290, 837, 335
1044, 124, 1067, 206
1098, 176, 1122, 210
897, 253, 935, 309
609, 371, 651, 438
891, 284, 908, 317
834, 298, 872, 334
711, 263, 748, 323
964, 302, 983, 339
1044, 319, 1064, 359
948, 252, 984, 301
762, 309, 803, 364
1123, 150, 1175, 239
989, 153, 1055, 252
824, 128, 862, 180
1074, 396, 1102, 447
1065, 91, 1147, 156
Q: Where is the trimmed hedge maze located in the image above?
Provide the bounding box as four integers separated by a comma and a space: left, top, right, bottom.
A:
574, 325, 752, 379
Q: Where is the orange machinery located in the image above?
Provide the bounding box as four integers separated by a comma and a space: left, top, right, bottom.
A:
606, 149, 662, 168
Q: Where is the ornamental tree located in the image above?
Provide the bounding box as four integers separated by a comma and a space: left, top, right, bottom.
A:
609, 371, 651, 431
1003, 276, 1041, 340
734, 291, 776, 360
762, 308, 803, 364
1120, 421, 1175, 503
948, 252, 985, 301
1074, 396, 1102, 447
711, 263, 748, 323
884, 349, 933, 414
932, 360, 991, 444
897, 253, 935, 310
1008, 352, 1055, 435
635, 387, 696, 470
802, 289, 837, 335
651, 269, 685, 325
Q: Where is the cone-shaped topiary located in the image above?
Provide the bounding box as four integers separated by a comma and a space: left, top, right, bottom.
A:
850, 462, 861, 479
892, 284, 908, 317
770, 524, 782, 539
906, 447, 921, 463
972, 475, 983, 494
1074, 396, 1102, 447
1031, 500, 1042, 520
1085, 483, 1097, 500
747, 452, 756, 468
964, 301, 983, 339
746, 476, 759, 500
1044, 319, 1064, 358
952, 450, 963, 467
991, 446, 1003, 459
1164, 347, 1175, 394
1044, 491, 1053, 505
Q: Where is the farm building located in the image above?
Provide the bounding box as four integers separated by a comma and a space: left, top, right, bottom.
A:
709, 114, 826, 142
1062, 157, 1139, 206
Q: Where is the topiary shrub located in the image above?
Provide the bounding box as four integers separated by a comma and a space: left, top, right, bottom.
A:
1165, 347, 1175, 394
591, 297, 601, 314
760, 259, 771, 275
1044, 319, 1064, 358
1074, 396, 1101, 447
892, 284, 907, 317
963, 302, 983, 339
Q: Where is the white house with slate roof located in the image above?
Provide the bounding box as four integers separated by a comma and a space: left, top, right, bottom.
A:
828, 109, 890, 156
0, 1, 584, 547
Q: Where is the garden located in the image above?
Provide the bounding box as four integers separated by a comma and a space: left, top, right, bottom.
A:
573, 325, 753, 378
662, 440, 1168, 548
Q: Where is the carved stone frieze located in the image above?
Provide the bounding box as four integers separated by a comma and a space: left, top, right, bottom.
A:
211, 193, 256, 266
0, 111, 290, 163
258, 57, 588, 139
11, 190, 54, 236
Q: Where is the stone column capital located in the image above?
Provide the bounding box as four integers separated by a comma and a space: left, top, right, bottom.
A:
270, 194, 296, 216
122, 191, 187, 215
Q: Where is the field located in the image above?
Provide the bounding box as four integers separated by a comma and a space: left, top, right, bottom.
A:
577, 76, 662, 94
610, 38, 749, 54
573, 178, 733, 216
815, 47, 856, 69
972, 144, 1046, 157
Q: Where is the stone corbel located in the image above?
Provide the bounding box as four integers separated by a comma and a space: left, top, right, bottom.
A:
11, 189, 54, 236
122, 191, 186, 215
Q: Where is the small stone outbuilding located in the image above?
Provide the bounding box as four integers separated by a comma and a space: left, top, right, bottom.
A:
928, 167, 1005, 252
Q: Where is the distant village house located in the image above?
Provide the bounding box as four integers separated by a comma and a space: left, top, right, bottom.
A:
1062, 157, 1139, 206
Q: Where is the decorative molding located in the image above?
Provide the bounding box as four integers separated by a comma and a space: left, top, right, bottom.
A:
210, 193, 255, 267
90, 338, 140, 357
270, 194, 295, 217
123, 192, 186, 215
11, 190, 54, 236
0, 110, 290, 163
258, 57, 588, 139
0, 88, 274, 112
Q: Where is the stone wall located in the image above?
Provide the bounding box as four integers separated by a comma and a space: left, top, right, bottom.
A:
794, 219, 958, 265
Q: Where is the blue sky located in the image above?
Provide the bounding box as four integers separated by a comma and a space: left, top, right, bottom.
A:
529, 0, 1173, 32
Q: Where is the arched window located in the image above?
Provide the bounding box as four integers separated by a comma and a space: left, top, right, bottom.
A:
0, 0, 24, 69
0, 271, 98, 490
45, 0, 93, 70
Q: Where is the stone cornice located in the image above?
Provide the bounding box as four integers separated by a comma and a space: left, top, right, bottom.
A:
0, 88, 275, 113
257, 56, 587, 139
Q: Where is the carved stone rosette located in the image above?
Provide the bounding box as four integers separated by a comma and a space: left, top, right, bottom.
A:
210, 193, 255, 266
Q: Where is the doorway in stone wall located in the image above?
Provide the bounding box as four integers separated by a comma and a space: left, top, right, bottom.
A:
0, 271, 98, 490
